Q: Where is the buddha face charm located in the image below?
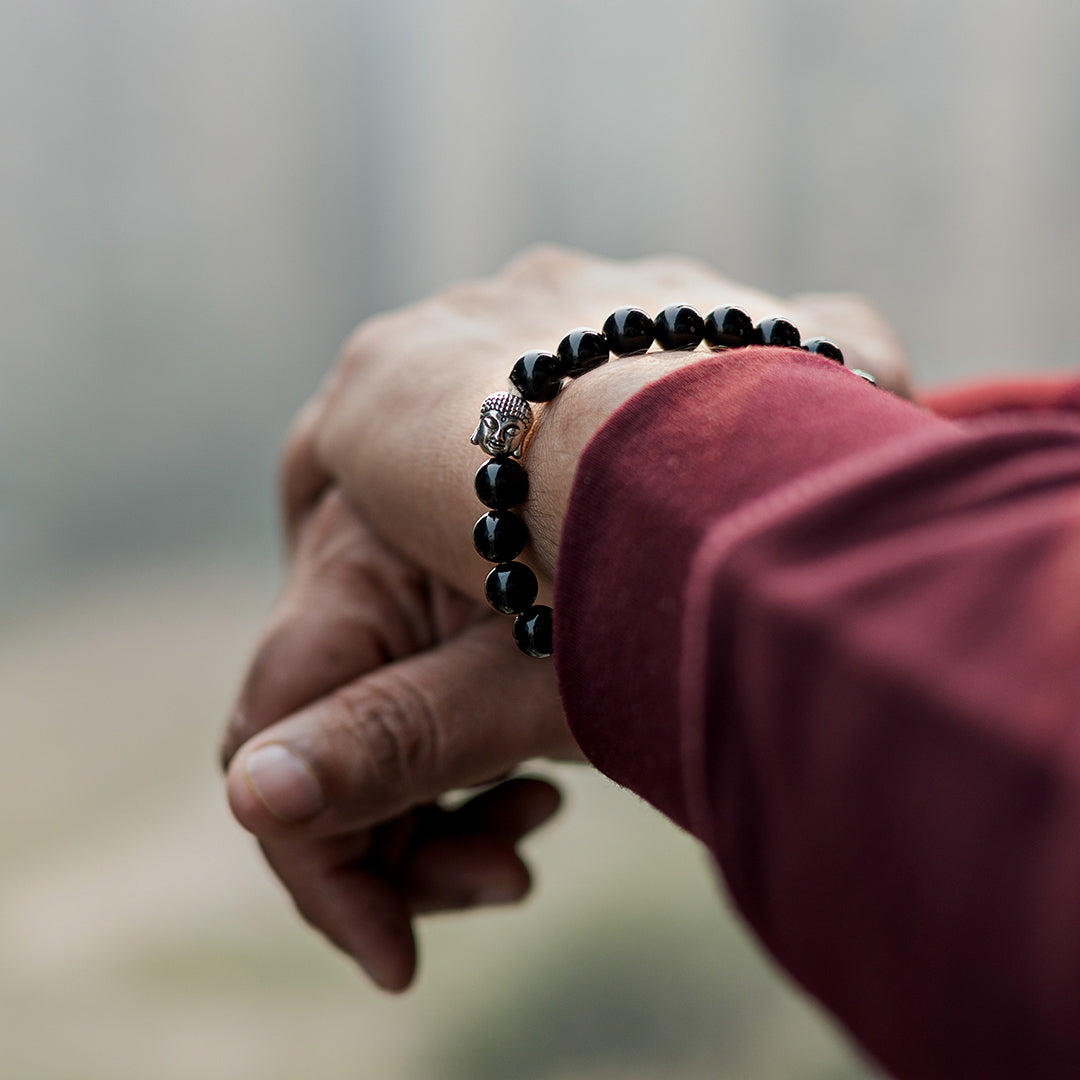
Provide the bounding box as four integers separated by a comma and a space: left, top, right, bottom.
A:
470, 392, 534, 459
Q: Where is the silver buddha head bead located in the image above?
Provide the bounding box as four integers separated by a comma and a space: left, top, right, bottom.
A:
470, 392, 534, 459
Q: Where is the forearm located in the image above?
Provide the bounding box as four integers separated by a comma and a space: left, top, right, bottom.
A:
555, 354, 1080, 1077
554, 349, 944, 829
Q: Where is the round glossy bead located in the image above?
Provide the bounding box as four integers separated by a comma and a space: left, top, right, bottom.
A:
509, 350, 563, 402
654, 304, 705, 350
484, 561, 538, 615
755, 316, 801, 348
513, 604, 553, 658
852, 368, 877, 385
472, 510, 528, 563
556, 328, 609, 379
703, 305, 755, 349
474, 457, 529, 509
602, 307, 655, 356
802, 337, 845, 365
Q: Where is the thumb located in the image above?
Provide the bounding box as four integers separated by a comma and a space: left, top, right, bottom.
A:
227, 617, 580, 839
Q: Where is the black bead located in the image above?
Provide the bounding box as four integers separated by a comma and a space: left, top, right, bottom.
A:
654, 304, 705, 351
802, 337, 845, 365
484, 561, 538, 615
474, 458, 529, 509
703, 305, 755, 349
509, 350, 563, 402
513, 605, 553, 658
472, 510, 528, 563
755, 316, 801, 348
556, 328, 609, 379
602, 307, 655, 356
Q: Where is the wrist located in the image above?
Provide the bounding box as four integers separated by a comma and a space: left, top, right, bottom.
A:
522, 353, 699, 578
467, 301, 864, 658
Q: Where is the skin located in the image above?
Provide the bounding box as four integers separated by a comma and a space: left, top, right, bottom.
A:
222, 246, 912, 990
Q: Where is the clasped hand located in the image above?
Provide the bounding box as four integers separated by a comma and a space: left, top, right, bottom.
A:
221, 246, 910, 990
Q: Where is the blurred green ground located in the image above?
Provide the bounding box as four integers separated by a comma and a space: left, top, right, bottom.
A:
0, 559, 871, 1080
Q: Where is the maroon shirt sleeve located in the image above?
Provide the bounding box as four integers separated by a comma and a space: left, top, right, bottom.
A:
920, 371, 1080, 420
553, 347, 1080, 1079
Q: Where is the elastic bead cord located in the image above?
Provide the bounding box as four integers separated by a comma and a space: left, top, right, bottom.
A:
470, 303, 871, 658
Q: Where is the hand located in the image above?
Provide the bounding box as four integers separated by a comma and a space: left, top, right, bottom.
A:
223, 247, 911, 990
222, 489, 581, 990
297, 246, 912, 599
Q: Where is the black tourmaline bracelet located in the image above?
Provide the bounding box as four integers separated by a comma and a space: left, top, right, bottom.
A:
470, 303, 874, 658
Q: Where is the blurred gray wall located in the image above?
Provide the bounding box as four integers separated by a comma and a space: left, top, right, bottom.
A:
2, 0, 1079, 601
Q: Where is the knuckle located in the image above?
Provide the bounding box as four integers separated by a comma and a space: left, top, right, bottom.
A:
333, 680, 441, 807
434, 277, 499, 315
301, 486, 351, 542
824, 291, 880, 315
220, 648, 282, 767
221, 620, 302, 768
278, 405, 316, 487
343, 296, 425, 356
500, 243, 587, 284
634, 252, 718, 289
219, 712, 251, 771
340, 312, 390, 365
277, 401, 333, 539
335, 317, 395, 389
793, 291, 886, 328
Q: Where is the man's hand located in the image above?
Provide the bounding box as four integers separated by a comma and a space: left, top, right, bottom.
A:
222, 490, 580, 990
223, 247, 912, 989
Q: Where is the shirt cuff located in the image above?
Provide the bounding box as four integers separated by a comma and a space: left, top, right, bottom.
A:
552, 347, 951, 832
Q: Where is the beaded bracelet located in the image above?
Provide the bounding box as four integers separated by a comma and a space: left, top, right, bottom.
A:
469, 303, 876, 658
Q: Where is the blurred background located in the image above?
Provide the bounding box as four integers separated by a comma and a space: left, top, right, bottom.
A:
2, 1, 1078, 1077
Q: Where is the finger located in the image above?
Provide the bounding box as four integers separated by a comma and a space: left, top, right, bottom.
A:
447, 775, 562, 840
221, 491, 475, 767
260, 778, 559, 986
260, 836, 417, 991
408, 841, 531, 915
404, 777, 561, 913
256, 781, 559, 989
226, 616, 579, 839
280, 398, 333, 551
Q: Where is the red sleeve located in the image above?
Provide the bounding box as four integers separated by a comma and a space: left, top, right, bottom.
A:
920, 372, 1080, 419
553, 347, 1080, 1080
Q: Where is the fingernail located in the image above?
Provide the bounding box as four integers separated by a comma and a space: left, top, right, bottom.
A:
243, 743, 326, 822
